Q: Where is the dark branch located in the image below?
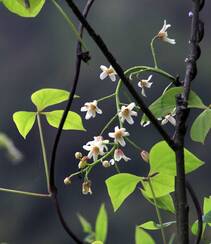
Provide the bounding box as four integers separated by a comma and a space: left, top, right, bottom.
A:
64, 0, 176, 150
174, 0, 204, 243
49, 0, 95, 242
186, 181, 203, 244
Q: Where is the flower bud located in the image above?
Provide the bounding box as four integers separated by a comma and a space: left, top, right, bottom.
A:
64, 177, 71, 185
78, 160, 87, 169
102, 160, 111, 168
75, 152, 82, 159
82, 180, 92, 195
140, 150, 149, 162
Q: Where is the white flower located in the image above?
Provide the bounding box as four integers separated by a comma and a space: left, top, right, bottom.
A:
138, 75, 153, 97
118, 102, 137, 125
100, 65, 117, 81
114, 148, 131, 162
108, 126, 129, 147
83, 136, 109, 161
81, 100, 102, 120
157, 20, 176, 45
161, 109, 176, 126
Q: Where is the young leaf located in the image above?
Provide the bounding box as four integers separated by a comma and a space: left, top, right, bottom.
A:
95, 204, 108, 243
2, 0, 45, 17
138, 220, 176, 230
141, 174, 175, 198
13, 111, 36, 139
135, 227, 155, 244
190, 109, 211, 144
141, 87, 206, 124
31, 88, 78, 112
149, 141, 204, 176
44, 110, 86, 131
78, 214, 93, 234
106, 173, 141, 211
141, 191, 175, 213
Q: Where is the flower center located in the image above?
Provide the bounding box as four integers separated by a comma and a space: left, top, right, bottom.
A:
92, 146, 100, 155
89, 104, 96, 111
115, 130, 123, 139
157, 32, 166, 39
106, 67, 114, 75
122, 108, 130, 117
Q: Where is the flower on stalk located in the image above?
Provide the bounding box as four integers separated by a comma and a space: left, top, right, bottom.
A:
108, 126, 129, 147
83, 136, 109, 161
138, 75, 153, 97
157, 20, 176, 45
113, 148, 131, 162
161, 109, 176, 126
118, 102, 137, 124
100, 65, 117, 81
82, 180, 92, 195
81, 100, 102, 120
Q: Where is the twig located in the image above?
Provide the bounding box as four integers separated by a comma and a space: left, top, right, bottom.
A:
64, 0, 176, 151
49, 0, 95, 242
174, 0, 204, 243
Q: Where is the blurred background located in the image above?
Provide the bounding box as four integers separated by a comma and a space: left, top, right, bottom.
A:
0, 0, 210, 243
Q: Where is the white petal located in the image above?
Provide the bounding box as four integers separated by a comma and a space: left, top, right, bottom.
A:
127, 102, 135, 110
138, 82, 143, 88
96, 107, 102, 114
100, 65, 107, 71
145, 82, 153, 88
108, 132, 115, 138
123, 155, 131, 162
131, 111, 137, 117
85, 111, 92, 120
118, 137, 126, 147
161, 118, 168, 125
114, 126, 119, 132
80, 106, 87, 112
87, 151, 93, 159
142, 121, 150, 127
164, 37, 176, 45
147, 75, 153, 81
109, 74, 116, 82
124, 131, 130, 136
167, 116, 176, 126
110, 159, 115, 165
141, 88, 146, 97
126, 116, 134, 125
100, 71, 108, 80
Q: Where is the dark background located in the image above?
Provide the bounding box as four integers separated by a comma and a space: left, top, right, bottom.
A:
0, 0, 210, 243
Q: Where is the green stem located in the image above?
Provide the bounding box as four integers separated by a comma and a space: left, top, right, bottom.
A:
51, 0, 88, 50
125, 137, 142, 151
150, 36, 158, 68
97, 93, 116, 102
0, 187, 51, 198
148, 177, 167, 244
115, 81, 123, 128
99, 114, 118, 136
37, 113, 50, 193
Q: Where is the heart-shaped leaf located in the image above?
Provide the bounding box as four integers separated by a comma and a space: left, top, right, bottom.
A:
44, 110, 86, 131
106, 173, 141, 211
13, 111, 36, 138
2, 0, 45, 17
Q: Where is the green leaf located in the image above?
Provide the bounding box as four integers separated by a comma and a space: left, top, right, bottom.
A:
44, 110, 86, 131
2, 0, 45, 17
78, 214, 92, 234
13, 111, 36, 139
204, 211, 211, 224
95, 204, 108, 243
204, 196, 211, 225
141, 87, 206, 124
149, 141, 204, 176
138, 220, 176, 230
135, 227, 155, 244
92, 241, 103, 244
141, 174, 175, 198
190, 109, 211, 144
31, 88, 78, 112
191, 220, 206, 236
141, 191, 175, 213
106, 173, 141, 211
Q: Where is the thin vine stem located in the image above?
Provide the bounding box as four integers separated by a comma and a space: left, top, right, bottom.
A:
125, 137, 142, 151
36, 113, 50, 193
51, 0, 88, 50
0, 187, 50, 198
150, 36, 158, 68
99, 114, 118, 136
148, 177, 167, 244
97, 93, 115, 102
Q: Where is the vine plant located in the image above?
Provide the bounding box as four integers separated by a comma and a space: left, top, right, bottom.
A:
0, 0, 210, 244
